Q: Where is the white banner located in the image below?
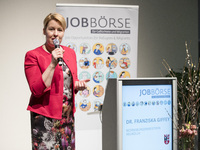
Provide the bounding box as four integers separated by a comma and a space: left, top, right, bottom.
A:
56, 4, 139, 130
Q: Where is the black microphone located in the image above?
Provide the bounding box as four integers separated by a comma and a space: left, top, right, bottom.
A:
53, 38, 63, 66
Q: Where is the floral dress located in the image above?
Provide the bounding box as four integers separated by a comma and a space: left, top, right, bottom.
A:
31, 62, 75, 150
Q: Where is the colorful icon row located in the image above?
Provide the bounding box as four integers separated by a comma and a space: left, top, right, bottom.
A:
66, 42, 131, 56
75, 99, 102, 112
123, 100, 171, 107
79, 57, 131, 69
77, 85, 104, 98
79, 71, 131, 84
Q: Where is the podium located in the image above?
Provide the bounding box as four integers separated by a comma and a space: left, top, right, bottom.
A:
102, 78, 177, 150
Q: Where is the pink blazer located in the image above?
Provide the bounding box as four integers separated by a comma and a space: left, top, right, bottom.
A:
24, 45, 79, 119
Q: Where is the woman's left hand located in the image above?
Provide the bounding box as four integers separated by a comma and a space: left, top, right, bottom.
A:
75, 79, 90, 91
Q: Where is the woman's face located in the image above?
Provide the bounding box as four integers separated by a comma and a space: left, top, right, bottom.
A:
43, 20, 64, 49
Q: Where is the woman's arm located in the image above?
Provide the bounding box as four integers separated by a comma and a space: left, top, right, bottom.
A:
42, 48, 63, 87
24, 47, 64, 97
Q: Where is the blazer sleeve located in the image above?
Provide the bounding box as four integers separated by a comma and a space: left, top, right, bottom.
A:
24, 51, 51, 98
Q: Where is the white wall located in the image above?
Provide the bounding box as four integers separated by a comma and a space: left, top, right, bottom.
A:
0, 0, 198, 149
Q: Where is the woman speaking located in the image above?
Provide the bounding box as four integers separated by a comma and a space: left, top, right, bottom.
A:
24, 13, 89, 150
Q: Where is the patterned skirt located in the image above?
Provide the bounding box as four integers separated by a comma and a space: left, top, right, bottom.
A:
31, 99, 75, 150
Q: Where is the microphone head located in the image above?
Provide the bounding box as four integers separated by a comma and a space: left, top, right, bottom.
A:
53, 38, 60, 46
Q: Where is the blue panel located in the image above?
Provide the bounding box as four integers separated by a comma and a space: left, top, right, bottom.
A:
122, 83, 173, 150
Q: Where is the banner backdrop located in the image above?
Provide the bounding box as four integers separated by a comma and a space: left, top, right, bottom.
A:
56, 4, 139, 130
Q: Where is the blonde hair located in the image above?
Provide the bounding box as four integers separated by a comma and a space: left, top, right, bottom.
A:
43, 13, 66, 30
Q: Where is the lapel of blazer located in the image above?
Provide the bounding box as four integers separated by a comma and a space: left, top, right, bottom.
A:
62, 46, 76, 78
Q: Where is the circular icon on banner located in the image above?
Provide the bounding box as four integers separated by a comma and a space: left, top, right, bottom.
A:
119, 43, 130, 55
106, 43, 117, 55
106, 57, 117, 69
93, 99, 103, 111
93, 85, 104, 97
80, 43, 91, 54
79, 71, 91, 80
93, 57, 104, 69
79, 57, 90, 69
119, 71, 131, 78
66, 42, 77, 53
106, 71, 117, 80
119, 57, 131, 69
79, 86, 90, 98
93, 43, 104, 55
93, 71, 104, 83
79, 99, 91, 112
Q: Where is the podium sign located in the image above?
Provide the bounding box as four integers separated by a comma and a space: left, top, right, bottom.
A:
102, 78, 177, 150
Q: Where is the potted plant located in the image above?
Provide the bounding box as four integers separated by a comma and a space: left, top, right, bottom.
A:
162, 41, 199, 149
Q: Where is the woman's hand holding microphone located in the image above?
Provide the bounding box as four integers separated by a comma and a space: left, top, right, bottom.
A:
51, 47, 65, 67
